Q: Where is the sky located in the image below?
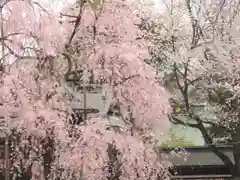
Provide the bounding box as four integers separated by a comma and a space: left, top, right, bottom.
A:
39, 0, 165, 13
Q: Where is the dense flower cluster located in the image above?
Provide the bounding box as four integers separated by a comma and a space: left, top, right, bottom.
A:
0, 0, 171, 179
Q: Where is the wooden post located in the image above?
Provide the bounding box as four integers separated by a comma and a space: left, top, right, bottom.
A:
0, 118, 10, 180
1, 5, 10, 178
83, 82, 87, 121
0, 2, 5, 66
4, 132, 9, 180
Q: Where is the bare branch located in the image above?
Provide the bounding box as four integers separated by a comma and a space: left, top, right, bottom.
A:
173, 62, 184, 95
68, 0, 85, 46
173, 61, 192, 110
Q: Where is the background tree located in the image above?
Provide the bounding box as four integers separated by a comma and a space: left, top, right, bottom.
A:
139, 0, 240, 174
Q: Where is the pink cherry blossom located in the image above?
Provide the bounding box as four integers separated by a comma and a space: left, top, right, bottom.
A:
0, 0, 171, 179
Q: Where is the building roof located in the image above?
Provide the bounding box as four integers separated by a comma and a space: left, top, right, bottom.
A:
161, 146, 235, 178
171, 174, 233, 179
161, 146, 235, 166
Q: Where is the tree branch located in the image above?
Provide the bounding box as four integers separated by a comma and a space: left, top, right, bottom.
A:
0, 4, 5, 66
4, 43, 37, 60
62, 52, 73, 81
193, 114, 234, 169
68, 0, 85, 46
173, 61, 191, 110
173, 62, 184, 95
171, 56, 234, 170
113, 74, 139, 87
168, 114, 199, 128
